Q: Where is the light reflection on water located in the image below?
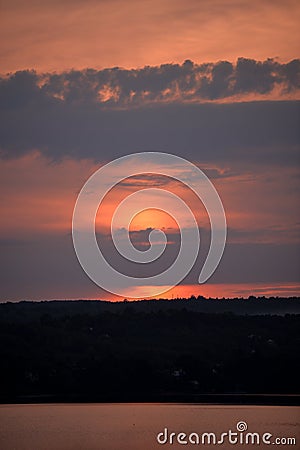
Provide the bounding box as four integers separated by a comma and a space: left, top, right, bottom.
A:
0, 403, 299, 449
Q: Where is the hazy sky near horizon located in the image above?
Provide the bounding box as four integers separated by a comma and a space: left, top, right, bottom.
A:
0, 0, 299, 300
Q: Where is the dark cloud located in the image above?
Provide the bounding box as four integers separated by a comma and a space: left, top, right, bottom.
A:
118, 174, 173, 188
0, 91, 299, 165
2, 58, 299, 108
235, 58, 276, 94
0, 58, 299, 164
197, 60, 233, 99
38, 58, 300, 103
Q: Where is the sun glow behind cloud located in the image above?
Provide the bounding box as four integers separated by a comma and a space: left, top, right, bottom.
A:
1, 151, 299, 244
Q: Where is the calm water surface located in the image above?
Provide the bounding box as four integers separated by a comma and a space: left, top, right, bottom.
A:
0, 404, 299, 449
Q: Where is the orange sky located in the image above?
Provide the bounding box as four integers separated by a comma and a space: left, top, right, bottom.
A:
0, 152, 299, 246
1, 0, 299, 73
0, 150, 299, 300
0, 0, 299, 301
122, 282, 300, 301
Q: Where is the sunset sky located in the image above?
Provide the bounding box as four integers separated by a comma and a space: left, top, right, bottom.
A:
0, 0, 299, 301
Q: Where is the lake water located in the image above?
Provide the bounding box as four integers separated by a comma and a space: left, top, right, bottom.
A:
0, 404, 299, 449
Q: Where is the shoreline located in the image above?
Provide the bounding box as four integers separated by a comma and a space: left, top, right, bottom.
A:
1, 393, 299, 406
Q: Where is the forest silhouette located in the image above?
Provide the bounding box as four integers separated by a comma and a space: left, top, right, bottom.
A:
0, 297, 299, 404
